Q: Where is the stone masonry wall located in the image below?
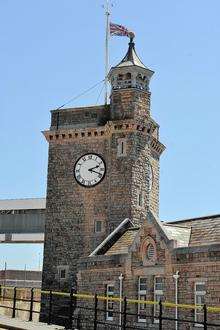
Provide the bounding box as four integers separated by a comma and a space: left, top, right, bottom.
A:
110, 89, 151, 124
42, 97, 163, 292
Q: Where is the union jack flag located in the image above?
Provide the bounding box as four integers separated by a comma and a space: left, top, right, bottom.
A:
110, 22, 134, 38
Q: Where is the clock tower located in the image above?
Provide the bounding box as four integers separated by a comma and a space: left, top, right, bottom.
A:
42, 38, 165, 291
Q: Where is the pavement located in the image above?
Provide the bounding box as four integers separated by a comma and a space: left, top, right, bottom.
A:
0, 315, 65, 330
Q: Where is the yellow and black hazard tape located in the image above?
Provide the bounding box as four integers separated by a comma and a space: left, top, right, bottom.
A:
1, 286, 220, 312
207, 306, 220, 313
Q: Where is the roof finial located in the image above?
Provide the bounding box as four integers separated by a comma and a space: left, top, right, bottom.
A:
128, 32, 135, 43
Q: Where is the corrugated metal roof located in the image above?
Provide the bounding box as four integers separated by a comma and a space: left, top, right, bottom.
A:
0, 198, 46, 210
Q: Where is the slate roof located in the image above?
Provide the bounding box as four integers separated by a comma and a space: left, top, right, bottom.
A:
166, 214, 220, 247
115, 39, 150, 70
0, 198, 46, 211
105, 228, 139, 256
92, 213, 220, 257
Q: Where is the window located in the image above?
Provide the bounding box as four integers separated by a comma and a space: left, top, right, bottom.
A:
95, 220, 102, 233
146, 162, 153, 192
106, 284, 114, 321
195, 282, 206, 326
146, 244, 155, 261
57, 266, 69, 281
137, 190, 144, 207
138, 277, 147, 322
154, 277, 163, 323
141, 238, 157, 266
60, 269, 66, 279
117, 138, 127, 157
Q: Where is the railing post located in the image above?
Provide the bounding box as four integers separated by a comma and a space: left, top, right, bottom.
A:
77, 313, 81, 330
122, 297, 127, 330
159, 300, 163, 330
12, 287, 17, 318
93, 293, 98, 330
69, 287, 74, 329
29, 288, 34, 322
203, 304, 207, 330
48, 290, 53, 325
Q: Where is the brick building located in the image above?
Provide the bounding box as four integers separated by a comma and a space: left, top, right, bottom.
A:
41, 38, 220, 328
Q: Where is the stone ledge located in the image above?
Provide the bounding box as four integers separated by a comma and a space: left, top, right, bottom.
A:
174, 243, 220, 254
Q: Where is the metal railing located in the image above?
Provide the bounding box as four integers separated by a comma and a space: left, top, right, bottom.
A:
0, 286, 220, 329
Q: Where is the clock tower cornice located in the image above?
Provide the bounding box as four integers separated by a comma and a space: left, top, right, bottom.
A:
42, 119, 165, 156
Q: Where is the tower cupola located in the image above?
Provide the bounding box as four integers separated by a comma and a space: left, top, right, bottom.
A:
109, 37, 154, 91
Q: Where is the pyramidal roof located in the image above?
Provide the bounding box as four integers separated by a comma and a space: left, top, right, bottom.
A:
115, 37, 148, 69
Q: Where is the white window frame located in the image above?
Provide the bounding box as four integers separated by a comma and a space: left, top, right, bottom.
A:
106, 284, 114, 321
154, 277, 163, 323
138, 277, 147, 323
117, 138, 127, 157
95, 220, 103, 233
195, 282, 206, 327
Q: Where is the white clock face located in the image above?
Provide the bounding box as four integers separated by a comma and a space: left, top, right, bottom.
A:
74, 153, 106, 187
147, 162, 153, 192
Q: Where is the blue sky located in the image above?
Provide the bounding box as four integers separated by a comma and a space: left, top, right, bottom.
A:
0, 0, 220, 269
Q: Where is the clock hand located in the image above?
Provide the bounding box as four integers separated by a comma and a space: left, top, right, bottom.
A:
89, 169, 101, 175
88, 165, 100, 171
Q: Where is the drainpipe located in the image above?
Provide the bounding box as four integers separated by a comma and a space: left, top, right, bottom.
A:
173, 271, 180, 330
119, 273, 124, 328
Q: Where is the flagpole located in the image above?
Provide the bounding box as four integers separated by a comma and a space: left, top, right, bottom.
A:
104, 0, 110, 105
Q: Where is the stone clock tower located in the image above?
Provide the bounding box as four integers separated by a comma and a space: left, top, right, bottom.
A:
42, 38, 165, 291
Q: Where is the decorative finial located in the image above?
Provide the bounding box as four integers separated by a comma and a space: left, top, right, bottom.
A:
128, 31, 135, 43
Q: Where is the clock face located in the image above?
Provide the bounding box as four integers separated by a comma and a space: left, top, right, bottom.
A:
147, 162, 153, 192
74, 153, 106, 187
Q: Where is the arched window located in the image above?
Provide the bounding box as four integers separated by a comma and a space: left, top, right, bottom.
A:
146, 244, 155, 260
